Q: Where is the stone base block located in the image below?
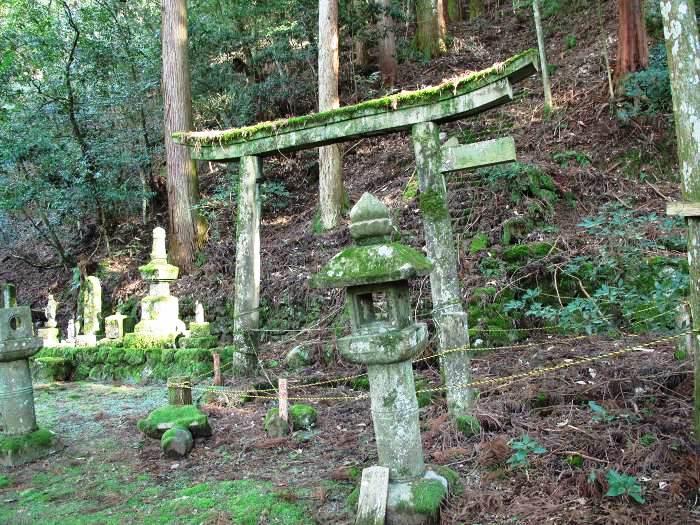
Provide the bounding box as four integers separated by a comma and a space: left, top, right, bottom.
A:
123, 332, 178, 349
37, 328, 60, 347
385, 469, 451, 525
0, 428, 62, 467
137, 405, 212, 439
75, 334, 97, 347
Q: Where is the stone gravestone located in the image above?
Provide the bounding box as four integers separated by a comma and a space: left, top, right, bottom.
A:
37, 294, 60, 347
124, 227, 186, 348
66, 318, 76, 345
0, 284, 60, 466
311, 193, 453, 525
104, 313, 128, 340
76, 276, 101, 346
188, 301, 211, 336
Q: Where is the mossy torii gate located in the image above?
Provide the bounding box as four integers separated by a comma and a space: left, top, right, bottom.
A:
174, 50, 538, 416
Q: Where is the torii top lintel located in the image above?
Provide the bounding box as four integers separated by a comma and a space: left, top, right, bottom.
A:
173, 49, 538, 162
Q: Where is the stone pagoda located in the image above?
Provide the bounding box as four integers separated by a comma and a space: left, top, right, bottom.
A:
124, 227, 185, 347
312, 193, 453, 524
0, 284, 59, 466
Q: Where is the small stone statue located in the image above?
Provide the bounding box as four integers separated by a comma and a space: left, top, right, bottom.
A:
195, 301, 205, 324
44, 294, 58, 328
66, 318, 76, 343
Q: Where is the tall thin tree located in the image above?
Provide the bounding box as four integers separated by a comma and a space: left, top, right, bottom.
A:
659, 0, 700, 441
416, 0, 447, 59
318, 0, 344, 230
533, 0, 553, 111
616, 0, 648, 81
161, 0, 206, 270
376, 0, 397, 86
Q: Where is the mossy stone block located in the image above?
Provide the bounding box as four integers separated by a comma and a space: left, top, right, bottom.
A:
289, 404, 317, 430
0, 429, 61, 467
137, 405, 211, 439
123, 333, 177, 349
263, 408, 290, 437
160, 427, 194, 458
34, 357, 73, 381
180, 336, 218, 349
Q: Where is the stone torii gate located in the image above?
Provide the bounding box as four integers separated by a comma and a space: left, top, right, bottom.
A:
174, 50, 538, 416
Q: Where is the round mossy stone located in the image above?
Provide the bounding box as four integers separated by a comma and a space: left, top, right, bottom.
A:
289, 404, 317, 430
160, 427, 194, 458
285, 345, 313, 369
263, 408, 289, 438
137, 405, 211, 439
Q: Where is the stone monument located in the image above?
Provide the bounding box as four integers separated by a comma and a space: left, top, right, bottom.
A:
189, 301, 211, 336
66, 318, 76, 345
104, 312, 128, 340
124, 227, 185, 347
0, 284, 59, 466
76, 276, 101, 346
37, 294, 60, 347
311, 193, 452, 525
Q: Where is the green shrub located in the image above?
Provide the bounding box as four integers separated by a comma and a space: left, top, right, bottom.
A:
618, 44, 671, 120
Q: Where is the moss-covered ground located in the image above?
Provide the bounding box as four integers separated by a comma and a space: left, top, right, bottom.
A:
0, 382, 344, 524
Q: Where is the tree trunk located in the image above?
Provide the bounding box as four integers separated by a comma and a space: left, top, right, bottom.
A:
659, 0, 700, 442
533, 0, 553, 111
162, 0, 206, 272
318, 0, 344, 230
376, 0, 397, 86
353, 0, 370, 66
416, 0, 447, 59
445, 0, 462, 21
437, 0, 448, 38
616, 0, 649, 82
469, 0, 484, 20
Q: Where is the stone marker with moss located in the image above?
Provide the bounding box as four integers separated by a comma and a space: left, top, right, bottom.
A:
76, 276, 102, 347
138, 404, 211, 458
0, 284, 60, 466
37, 294, 60, 347
127, 227, 186, 348
312, 194, 450, 524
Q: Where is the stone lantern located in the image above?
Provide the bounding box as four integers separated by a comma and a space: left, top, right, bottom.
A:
312, 193, 451, 525
0, 284, 58, 466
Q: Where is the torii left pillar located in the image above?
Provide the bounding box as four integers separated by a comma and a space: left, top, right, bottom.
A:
232, 155, 262, 376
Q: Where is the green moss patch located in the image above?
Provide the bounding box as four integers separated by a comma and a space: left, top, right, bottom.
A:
137, 405, 210, 439
0, 428, 54, 454
180, 335, 218, 349
455, 415, 481, 437
419, 189, 450, 222
404, 479, 447, 519
0, 475, 10, 489
123, 333, 177, 349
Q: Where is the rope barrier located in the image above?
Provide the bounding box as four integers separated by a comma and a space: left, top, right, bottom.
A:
170, 332, 688, 403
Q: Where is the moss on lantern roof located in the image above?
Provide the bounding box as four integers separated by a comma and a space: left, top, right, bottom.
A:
310, 242, 433, 289
174, 49, 537, 148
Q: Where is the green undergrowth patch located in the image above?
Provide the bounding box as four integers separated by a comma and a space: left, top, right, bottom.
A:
0, 464, 312, 525
472, 203, 688, 335
32, 345, 246, 384
0, 428, 53, 454
0, 475, 10, 489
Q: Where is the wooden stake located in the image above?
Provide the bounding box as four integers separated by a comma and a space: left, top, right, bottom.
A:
355, 466, 389, 524
278, 378, 289, 425
213, 353, 223, 386
168, 376, 192, 406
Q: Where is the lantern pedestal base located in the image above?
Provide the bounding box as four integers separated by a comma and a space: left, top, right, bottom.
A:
385, 469, 450, 525
0, 428, 62, 467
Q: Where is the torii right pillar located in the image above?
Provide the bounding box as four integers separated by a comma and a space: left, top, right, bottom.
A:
412, 122, 516, 417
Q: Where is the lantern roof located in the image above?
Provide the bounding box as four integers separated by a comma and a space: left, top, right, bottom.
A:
311, 193, 432, 289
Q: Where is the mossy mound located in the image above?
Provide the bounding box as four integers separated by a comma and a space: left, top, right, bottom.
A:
137, 405, 212, 439
265, 404, 318, 432
32, 345, 239, 384
455, 415, 481, 437
0, 428, 59, 467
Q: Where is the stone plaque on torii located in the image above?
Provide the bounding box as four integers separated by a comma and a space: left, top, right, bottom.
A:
174, 50, 537, 410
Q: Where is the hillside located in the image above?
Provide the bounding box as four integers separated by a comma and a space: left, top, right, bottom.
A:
1, 1, 698, 524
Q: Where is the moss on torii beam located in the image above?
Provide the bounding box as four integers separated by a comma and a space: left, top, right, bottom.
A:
173, 49, 538, 161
